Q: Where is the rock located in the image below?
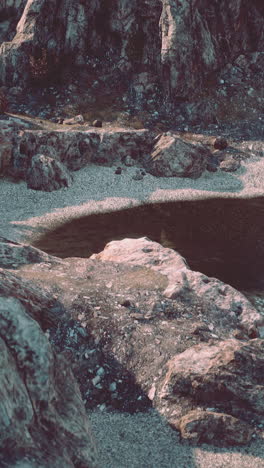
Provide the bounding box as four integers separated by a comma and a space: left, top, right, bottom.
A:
163, 269, 263, 336
147, 133, 209, 178
0, 132, 12, 176
63, 114, 84, 125
26, 154, 73, 191
91, 237, 188, 281
0, 268, 66, 330
177, 410, 253, 446
92, 237, 263, 336
8, 238, 264, 445
220, 158, 241, 172
0, 89, 8, 113
214, 136, 228, 150
115, 166, 122, 175
1, 0, 262, 106
124, 155, 136, 167
0, 237, 61, 269
92, 119, 102, 128
11, 126, 151, 176
158, 338, 264, 422
92, 129, 151, 167
160, 0, 264, 100
132, 169, 144, 180
206, 155, 219, 172
0, 296, 98, 468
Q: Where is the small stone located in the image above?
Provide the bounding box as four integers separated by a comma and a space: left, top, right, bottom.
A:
214, 136, 228, 150
115, 167, 122, 175
92, 119, 102, 128
63, 114, 84, 125
220, 158, 240, 172
109, 382, 117, 392
132, 170, 144, 181
92, 375, 101, 386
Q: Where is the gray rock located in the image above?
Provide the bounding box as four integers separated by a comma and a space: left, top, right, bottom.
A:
12, 126, 151, 176
220, 158, 241, 172
0, 237, 61, 269
26, 154, 73, 191
0, 296, 98, 468
1, 0, 262, 104
147, 133, 210, 178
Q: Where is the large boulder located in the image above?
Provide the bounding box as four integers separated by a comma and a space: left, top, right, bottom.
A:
146, 133, 210, 178
92, 237, 264, 336
0, 295, 98, 468
158, 338, 264, 423
26, 154, 73, 191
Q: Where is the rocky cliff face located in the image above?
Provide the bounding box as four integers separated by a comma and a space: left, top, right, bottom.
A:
0, 0, 263, 103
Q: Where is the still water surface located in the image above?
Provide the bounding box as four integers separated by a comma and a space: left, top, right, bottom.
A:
33, 198, 264, 291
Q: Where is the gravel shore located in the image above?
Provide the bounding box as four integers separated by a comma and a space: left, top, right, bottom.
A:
1, 155, 264, 244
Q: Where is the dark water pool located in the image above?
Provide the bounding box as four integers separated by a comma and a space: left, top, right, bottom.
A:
33, 198, 264, 291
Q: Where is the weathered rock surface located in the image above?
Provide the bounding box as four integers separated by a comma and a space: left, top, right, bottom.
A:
158, 338, 264, 424
0, 295, 98, 468
26, 154, 73, 191
160, 0, 264, 99
146, 133, 210, 178
1, 237, 264, 449
177, 410, 253, 446
0, 128, 12, 175
0, 267, 65, 329
0, 236, 61, 268
92, 237, 264, 336
12, 126, 152, 177
0, 0, 263, 103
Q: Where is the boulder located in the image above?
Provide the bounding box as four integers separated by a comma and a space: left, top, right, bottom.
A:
177, 410, 253, 446
26, 154, 73, 191
158, 338, 264, 422
147, 133, 209, 178
92, 237, 263, 336
0, 296, 98, 468
0, 237, 62, 269
12, 127, 151, 177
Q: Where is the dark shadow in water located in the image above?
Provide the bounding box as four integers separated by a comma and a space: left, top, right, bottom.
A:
33, 197, 264, 291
